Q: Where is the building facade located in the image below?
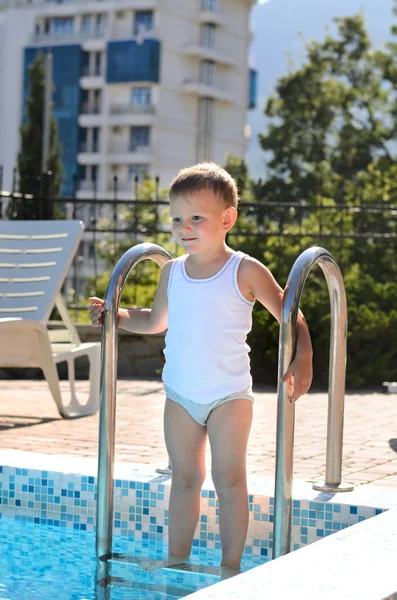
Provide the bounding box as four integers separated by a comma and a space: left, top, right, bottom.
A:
0, 0, 257, 198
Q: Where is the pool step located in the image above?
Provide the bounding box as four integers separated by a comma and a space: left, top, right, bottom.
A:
105, 552, 221, 577
100, 576, 197, 598
96, 553, 221, 599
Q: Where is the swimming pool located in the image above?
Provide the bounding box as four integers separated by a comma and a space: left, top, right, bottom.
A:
0, 517, 266, 599
1, 450, 397, 599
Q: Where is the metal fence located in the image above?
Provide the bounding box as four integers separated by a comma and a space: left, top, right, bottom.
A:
1, 179, 397, 316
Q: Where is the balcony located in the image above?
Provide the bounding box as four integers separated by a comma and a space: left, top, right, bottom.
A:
199, 10, 223, 26
184, 42, 237, 67
80, 104, 101, 115
31, 27, 106, 45
110, 104, 155, 115
77, 143, 104, 165
106, 179, 134, 193
79, 180, 97, 192
79, 142, 100, 153
82, 65, 104, 77
80, 67, 105, 89
107, 142, 154, 163
182, 79, 233, 103
79, 104, 103, 127
108, 103, 156, 126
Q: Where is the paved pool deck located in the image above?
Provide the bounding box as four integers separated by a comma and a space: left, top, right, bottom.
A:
1, 379, 397, 488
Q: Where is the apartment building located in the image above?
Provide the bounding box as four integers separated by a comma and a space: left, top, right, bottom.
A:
0, 0, 257, 198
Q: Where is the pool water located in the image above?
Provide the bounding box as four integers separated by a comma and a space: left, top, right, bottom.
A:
0, 518, 267, 599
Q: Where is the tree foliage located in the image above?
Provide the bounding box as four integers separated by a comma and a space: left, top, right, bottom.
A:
89, 180, 179, 307
17, 52, 63, 200
242, 5, 397, 388
257, 12, 396, 206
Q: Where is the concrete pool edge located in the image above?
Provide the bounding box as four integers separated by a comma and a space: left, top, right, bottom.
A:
185, 508, 397, 600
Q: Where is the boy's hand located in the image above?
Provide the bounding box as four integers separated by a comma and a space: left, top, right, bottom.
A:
281, 354, 313, 403
88, 296, 106, 327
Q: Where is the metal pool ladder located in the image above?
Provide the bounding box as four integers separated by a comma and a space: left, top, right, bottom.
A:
273, 246, 353, 559
94, 243, 353, 579
95, 243, 171, 580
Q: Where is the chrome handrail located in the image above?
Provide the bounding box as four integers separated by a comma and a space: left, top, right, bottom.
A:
95, 243, 171, 562
273, 246, 353, 559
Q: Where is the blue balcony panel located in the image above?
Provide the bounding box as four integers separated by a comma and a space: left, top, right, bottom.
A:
107, 39, 161, 84
24, 45, 82, 196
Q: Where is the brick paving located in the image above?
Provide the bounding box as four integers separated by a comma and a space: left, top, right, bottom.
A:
1, 379, 397, 488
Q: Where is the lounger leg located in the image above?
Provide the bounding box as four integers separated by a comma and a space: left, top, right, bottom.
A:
57, 345, 100, 418
41, 360, 67, 418
84, 343, 101, 414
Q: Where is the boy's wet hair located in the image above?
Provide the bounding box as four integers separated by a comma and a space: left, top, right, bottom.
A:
169, 162, 238, 209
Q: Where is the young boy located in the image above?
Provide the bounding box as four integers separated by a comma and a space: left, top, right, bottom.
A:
89, 162, 313, 577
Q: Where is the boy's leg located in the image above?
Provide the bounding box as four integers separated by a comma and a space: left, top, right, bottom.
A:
207, 399, 253, 571
164, 398, 207, 560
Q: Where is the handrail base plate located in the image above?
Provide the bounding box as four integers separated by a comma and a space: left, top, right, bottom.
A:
312, 480, 354, 493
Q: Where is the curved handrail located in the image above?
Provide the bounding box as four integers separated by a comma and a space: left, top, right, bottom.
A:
273, 246, 353, 559
95, 243, 172, 560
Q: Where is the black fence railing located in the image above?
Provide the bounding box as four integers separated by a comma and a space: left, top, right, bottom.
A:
2, 190, 397, 238
1, 185, 397, 318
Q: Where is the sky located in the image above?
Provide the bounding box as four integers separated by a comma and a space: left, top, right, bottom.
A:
246, 0, 395, 179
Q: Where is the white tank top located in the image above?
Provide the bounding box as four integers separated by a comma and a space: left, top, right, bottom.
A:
162, 251, 254, 404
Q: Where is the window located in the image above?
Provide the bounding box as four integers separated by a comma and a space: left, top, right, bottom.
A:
134, 10, 153, 35
200, 23, 216, 49
200, 60, 215, 85
96, 14, 105, 34
202, 0, 218, 11
95, 52, 102, 75
131, 87, 151, 105
81, 15, 93, 33
129, 164, 149, 179
130, 126, 150, 149
51, 17, 74, 37
92, 128, 100, 152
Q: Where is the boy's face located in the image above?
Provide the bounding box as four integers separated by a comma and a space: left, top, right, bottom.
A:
170, 189, 236, 255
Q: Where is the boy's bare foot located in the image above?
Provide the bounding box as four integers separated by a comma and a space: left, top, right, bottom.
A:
132, 555, 190, 572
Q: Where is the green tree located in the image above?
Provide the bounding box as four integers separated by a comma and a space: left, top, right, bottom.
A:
17, 52, 63, 206
88, 179, 176, 308
226, 4, 397, 389
224, 154, 252, 199
257, 12, 396, 206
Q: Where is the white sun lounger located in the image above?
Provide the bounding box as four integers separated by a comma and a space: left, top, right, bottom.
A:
0, 220, 100, 418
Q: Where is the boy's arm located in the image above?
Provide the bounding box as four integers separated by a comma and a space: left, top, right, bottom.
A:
118, 260, 172, 335
239, 257, 312, 401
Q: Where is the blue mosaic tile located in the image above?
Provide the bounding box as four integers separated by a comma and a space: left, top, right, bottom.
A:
0, 459, 394, 568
